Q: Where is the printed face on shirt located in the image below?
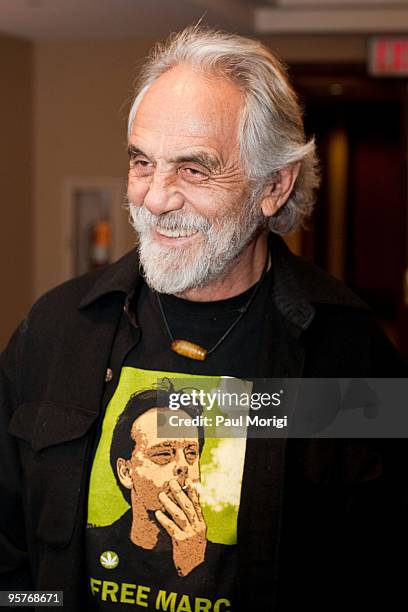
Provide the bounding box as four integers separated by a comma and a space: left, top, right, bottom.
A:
117, 407, 200, 512
126, 64, 266, 294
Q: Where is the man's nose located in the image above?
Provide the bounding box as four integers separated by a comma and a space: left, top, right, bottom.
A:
173, 451, 189, 485
143, 171, 184, 216
173, 465, 189, 488
174, 465, 189, 478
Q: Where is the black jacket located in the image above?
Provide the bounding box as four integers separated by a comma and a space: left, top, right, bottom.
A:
1, 235, 406, 611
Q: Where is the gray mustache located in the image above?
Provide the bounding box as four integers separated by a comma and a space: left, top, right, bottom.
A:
130, 203, 212, 233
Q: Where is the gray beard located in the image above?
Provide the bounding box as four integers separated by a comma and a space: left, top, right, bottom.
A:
127, 192, 265, 294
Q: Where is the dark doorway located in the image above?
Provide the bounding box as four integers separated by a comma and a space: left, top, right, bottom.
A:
292, 65, 408, 357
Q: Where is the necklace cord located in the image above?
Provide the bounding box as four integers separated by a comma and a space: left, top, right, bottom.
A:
156, 252, 269, 358
206, 255, 269, 355
156, 291, 175, 342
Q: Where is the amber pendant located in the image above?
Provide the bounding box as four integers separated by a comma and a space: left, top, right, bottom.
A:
171, 339, 208, 361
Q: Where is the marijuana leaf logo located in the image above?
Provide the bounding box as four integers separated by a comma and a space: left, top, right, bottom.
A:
100, 550, 119, 569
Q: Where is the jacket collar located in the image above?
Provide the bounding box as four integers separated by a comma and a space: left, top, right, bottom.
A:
78, 248, 141, 309
268, 233, 367, 336
78, 233, 368, 334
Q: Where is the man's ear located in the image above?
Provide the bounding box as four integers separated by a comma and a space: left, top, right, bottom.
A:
117, 458, 133, 489
261, 162, 300, 218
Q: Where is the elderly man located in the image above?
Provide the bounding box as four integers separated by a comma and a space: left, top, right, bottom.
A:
0, 26, 406, 612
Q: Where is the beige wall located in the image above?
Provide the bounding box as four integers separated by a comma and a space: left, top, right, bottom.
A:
0, 35, 32, 349
33, 39, 159, 299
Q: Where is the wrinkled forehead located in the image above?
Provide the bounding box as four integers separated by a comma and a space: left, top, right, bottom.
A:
130, 64, 243, 149
130, 407, 199, 451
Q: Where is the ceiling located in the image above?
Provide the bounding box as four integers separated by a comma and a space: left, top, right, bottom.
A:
1, 0, 408, 41
0, 0, 206, 40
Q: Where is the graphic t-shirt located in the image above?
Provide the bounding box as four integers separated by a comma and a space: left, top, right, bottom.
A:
86, 273, 271, 611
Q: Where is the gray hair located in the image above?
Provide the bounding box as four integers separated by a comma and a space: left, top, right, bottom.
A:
128, 26, 320, 235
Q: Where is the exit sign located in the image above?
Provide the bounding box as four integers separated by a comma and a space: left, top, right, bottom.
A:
369, 38, 408, 76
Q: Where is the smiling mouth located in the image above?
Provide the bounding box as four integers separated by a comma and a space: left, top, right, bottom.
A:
156, 227, 199, 239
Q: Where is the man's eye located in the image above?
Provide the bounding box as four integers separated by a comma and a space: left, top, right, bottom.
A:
185, 449, 199, 463
180, 167, 208, 181
149, 450, 174, 464
129, 158, 153, 176
186, 167, 202, 175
